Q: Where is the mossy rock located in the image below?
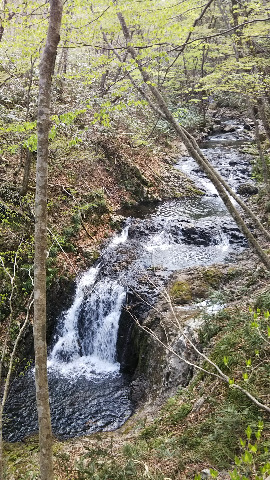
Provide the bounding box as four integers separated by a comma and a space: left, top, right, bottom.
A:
202, 267, 223, 288
192, 281, 209, 299
170, 280, 192, 304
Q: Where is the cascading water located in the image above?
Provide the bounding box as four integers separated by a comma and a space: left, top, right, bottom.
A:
48, 271, 126, 377
48, 224, 130, 378
3, 124, 255, 442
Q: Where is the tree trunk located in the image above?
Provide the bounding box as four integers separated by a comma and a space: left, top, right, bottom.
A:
257, 96, 270, 145
249, 102, 270, 198
0, 0, 7, 42
20, 148, 34, 196
34, 1, 62, 479
0, 1, 15, 43
115, 9, 270, 270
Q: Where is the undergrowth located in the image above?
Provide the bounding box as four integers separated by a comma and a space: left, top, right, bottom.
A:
4, 295, 270, 480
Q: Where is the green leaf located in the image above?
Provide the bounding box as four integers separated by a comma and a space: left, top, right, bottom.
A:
230, 468, 240, 480
246, 425, 252, 440
242, 450, 253, 464
248, 443, 257, 453
258, 420, 264, 430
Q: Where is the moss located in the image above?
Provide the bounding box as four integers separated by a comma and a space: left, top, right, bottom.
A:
185, 185, 204, 196
226, 266, 240, 279
140, 423, 159, 440
192, 280, 209, 299
164, 403, 192, 426
170, 280, 192, 304
202, 267, 223, 288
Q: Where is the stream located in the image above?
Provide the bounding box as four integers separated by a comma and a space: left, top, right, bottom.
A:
3, 123, 255, 442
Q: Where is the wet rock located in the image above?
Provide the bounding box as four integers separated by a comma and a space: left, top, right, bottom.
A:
239, 166, 249, 174
237, 183, 259, 196
222, 123, 237, 133
128, 220, 160, 239
212, 125, 222, 134
221, 222, 247, 245
130, 377, 149, 403
244, 123, 253, 131
180, 224, 218, 247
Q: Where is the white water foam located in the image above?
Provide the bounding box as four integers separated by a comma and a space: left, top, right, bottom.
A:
145, 231, 171, 252
110, 225, 129, 247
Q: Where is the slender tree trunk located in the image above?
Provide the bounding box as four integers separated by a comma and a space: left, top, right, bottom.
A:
249, 102, 270, 198
56, 39, 68, 100
0, 0, 8, 42
99, 69, 109, 96
0, 8, 14, 42
34, 1, 62, 479
257, 96, 270, 145
114, 8, 270, 270
20, 148, 34, 196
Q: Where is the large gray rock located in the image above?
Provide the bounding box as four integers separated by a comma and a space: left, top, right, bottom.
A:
237, 183, 259, 196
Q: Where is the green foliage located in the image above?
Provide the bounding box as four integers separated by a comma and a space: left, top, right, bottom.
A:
56, 444, 165, 480
164, 402, 192, 426
140, 423, 159, 440
254, 290, 270, 312
174, 105, 206, 130
228, 422, 270, 480
79, 190, 109, 220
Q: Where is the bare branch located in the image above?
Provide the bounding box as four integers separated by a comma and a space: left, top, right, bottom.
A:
163, 0, 216, 83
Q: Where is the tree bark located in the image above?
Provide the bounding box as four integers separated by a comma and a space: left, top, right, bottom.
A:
114, 8, 270, 270
0, 0, 15, 43
249, 101, 270, 198
34, 1, 62, 479
257, 96, 270, 145
20, 148, 34, 196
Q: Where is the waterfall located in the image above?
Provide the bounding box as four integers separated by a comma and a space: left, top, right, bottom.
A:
48, 272, 126, 378
47, 225, 130, 379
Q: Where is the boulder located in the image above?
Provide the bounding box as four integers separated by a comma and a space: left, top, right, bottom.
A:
236, 183, 259, 196
222, 124, 237, 133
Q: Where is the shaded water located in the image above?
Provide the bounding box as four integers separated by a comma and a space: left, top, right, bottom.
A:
3, 126, 254, 441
